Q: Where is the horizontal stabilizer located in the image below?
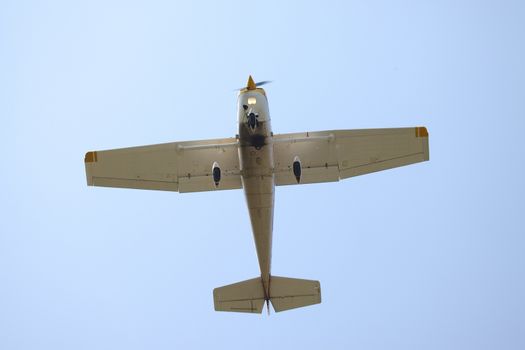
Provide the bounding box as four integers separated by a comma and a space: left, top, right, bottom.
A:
213, 277, 265, 313
270, 276, 321, 312
213, 276, 321, 314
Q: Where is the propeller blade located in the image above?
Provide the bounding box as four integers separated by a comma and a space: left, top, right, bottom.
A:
256, 80, 272, 87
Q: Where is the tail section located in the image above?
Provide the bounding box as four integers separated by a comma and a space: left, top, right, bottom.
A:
269, 276, 321, 312
213, 276, 321, 314
213, 277, 266, 313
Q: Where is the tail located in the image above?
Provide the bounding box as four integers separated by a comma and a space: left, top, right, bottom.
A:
213, 276, 321, 314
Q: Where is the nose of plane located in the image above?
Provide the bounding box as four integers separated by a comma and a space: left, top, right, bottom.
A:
247, 75, 257, 90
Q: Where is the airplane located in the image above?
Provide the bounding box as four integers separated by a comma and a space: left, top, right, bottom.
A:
84, 75, 429, 314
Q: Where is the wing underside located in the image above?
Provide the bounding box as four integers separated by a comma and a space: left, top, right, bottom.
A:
84, 137, 241, 193
85, 127, 428, 191
273, 126, 429, 186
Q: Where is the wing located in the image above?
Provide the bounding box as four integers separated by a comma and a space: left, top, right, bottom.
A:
84, 137, 241, 193
273, 127, 429, 186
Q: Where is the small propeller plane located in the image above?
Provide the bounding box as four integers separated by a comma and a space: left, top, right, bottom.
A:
84, 76, 429, 314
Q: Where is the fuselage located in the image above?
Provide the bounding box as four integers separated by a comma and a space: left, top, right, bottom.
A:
237, 88, 274, 298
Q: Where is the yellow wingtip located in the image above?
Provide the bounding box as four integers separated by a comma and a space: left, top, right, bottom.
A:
84, 151, 98, 163
415, 126, 429, 137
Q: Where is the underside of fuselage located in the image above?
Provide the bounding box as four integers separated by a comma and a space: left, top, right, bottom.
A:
237, 87, 274, 299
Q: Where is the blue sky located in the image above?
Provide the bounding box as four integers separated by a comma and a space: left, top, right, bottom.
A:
1, 1, 524, 349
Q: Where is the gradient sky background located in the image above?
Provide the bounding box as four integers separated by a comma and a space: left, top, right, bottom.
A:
1, 1, 524, 349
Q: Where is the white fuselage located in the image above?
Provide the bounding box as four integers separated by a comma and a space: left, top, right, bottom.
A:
237, 89, 274, 298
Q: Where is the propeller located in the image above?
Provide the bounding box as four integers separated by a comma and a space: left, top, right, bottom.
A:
255, 80, 272, 87
236, 75, 272, 91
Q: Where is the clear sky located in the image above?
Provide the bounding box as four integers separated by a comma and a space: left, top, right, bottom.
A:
1, 1, 524, 349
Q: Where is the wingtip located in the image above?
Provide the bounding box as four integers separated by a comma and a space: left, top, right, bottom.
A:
84, 151, 98, 163
415, 126, 429, 138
